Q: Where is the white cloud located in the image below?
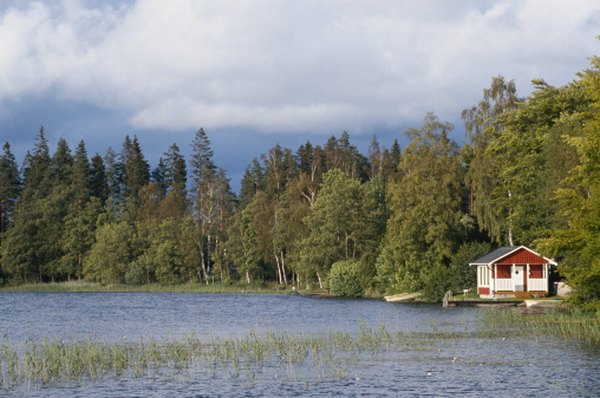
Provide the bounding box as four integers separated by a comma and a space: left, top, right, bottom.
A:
0, 0, 599, 133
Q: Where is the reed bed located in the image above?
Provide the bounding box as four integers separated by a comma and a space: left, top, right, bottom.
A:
482, 308, 600, 346
0, 325, 429, 390
4, 311, 597, 391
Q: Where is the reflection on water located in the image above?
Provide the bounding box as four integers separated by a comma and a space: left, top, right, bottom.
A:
0, 293, 598, 397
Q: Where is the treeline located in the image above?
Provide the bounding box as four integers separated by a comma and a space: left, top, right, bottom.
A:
1, 57, 600, 308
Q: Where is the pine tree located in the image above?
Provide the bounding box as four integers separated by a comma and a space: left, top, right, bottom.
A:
1, 131, 79, 282
163, 143, 187, 194
104, 147, 124, 206
151, 157, 167, 194
239, 158, 264, 209
122, 135, 150, 200
51, 138, 73, 184
71, 140, 91, 206
90, 154, 108, 202
0, 142, 20, 239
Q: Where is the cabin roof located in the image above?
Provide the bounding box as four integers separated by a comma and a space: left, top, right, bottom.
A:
470, 246, 519, 265
469, 245, 558, 266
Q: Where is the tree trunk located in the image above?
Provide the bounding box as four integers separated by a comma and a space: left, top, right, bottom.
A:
507, 189, 514, 246
281, 251, 288, 286
316, 272, 323, 289
246, 270, 251, 284
274, 254, 282, 285
345, 233, 349, 260
200, 250, 209, 285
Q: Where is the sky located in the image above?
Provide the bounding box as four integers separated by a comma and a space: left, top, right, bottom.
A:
1, 0, 599, 189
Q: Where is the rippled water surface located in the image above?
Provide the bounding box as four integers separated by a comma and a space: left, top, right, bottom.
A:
1, 293, 598, 397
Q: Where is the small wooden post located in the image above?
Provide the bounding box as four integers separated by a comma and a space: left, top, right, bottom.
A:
442, 290, 452, 308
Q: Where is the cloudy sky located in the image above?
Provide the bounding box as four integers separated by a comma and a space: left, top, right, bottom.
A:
1, 0, 599, 188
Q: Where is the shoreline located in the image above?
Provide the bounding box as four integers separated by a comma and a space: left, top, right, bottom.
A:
0, 281, 300, 295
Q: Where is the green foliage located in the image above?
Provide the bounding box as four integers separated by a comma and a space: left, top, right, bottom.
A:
449, 241, 493, 291
0, 142, 21, 238
84, 222, 137, 284
462, 76, 518, 244
421, 242, 492, 301
3, 50, 600, 309
377, 113, 463, 294
422, 264, 454, 302
299, 169, 364, 284
536, 57, 600, 311
328, 260, 364, 297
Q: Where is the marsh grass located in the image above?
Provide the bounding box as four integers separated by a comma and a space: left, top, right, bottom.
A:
1, 325, 436, 390
4, 311, 597, 391
482, 308, 600, 346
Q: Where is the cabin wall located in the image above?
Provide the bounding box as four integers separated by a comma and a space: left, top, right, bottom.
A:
496, 249, 547, 265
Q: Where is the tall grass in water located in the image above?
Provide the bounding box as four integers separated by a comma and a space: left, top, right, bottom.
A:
483, 309, 600, 346
0, 326, 426, 390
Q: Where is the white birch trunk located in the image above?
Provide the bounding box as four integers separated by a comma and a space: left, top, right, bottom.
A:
316, 272, 323, 289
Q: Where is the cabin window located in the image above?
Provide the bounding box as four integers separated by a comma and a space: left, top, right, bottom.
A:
529, 264, 543, 278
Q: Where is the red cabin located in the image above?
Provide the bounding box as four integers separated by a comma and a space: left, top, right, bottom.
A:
469, 246, 557, 298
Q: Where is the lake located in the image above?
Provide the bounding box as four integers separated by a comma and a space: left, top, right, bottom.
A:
1, 293, 598, 397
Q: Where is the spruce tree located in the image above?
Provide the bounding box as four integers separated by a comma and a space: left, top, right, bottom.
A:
90, 154, 108, 202
163, 143, 187, 194
122, 135, 150, 200
71, 140, 91, 206
0, 142, 21, 239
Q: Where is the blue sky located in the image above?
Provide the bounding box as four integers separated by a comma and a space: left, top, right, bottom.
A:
1, 0, 599, 189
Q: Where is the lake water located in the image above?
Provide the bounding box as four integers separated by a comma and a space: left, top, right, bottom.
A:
1, 293, 599, 397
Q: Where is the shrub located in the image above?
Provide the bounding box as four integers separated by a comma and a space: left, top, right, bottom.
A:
422, 263, 454, 302
328, 260, 364, 297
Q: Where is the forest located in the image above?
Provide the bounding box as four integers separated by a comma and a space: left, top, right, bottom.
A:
1, 56, 599, 310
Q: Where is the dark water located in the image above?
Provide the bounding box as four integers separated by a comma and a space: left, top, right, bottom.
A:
1, 293, 599, 397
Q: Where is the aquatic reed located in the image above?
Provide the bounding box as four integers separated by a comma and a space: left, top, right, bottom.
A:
482, 308, 600, 346
7, 317, 592, 392
1, 326, 430, 390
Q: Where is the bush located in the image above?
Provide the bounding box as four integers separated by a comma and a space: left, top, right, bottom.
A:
450, 241, 493, 290
422, 263, 454, 302
328, 260, 364, 297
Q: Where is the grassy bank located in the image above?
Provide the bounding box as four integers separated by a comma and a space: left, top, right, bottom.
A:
0, 281, 298, 294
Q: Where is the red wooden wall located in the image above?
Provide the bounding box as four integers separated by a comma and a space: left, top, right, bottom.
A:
496, 248, 548, 265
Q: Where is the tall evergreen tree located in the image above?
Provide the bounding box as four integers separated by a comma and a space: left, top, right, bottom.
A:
238, 158, 264, 209
2, 129, 65, 282
0, 142, 20, 239
104, 147, 124, 206
71, 140, 91, 206
90, 154, 108, 202
122, 135, 150, 200
163, 143, 187, 194
151, 157, 167, 194
51, 138, 73, 184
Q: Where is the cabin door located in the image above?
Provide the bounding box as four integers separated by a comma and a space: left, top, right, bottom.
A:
513, 265, 525, 292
